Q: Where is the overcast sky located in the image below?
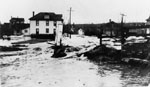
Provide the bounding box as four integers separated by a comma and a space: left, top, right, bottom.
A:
0, 0, 150, 24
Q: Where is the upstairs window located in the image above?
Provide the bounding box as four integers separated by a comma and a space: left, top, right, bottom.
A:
46, 21, 49, 26
46, 28, 49, 33
44, 15, 50, 19
36, 20, 39, 26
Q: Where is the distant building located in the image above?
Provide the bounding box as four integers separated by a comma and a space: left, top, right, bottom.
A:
10, 17, 29, 35
0, 22, 2, 38
146, 16, 150, 25
1, 23, 12, 35
102, 20, 150, 37
1, 17, 30, 36
102, 19, 120, 37
124, 22, 150, 36
29, 12, 63, 39
78, 28, 84, 35
10, 17, 24, 24
128, 26, 150, 35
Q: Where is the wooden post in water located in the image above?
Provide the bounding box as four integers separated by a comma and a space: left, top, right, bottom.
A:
99, 28, 103, 46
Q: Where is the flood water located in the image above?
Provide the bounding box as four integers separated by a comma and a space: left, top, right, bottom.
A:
92, 61, 150, 87
1, 35, 150, 87
1, 53, 150, 87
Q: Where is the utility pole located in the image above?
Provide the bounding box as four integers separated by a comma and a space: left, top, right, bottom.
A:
0, 21, 1, 39
120, 13, 126, 45
68, 7, 73, 25
99, 28, 103, 45
68, 7, 74, 38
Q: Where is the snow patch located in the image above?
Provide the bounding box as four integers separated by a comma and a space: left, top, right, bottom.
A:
0, 40, 12, 47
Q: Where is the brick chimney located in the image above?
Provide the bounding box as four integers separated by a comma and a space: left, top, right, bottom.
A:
33, 11, 35, 17
109, 19, 112, 23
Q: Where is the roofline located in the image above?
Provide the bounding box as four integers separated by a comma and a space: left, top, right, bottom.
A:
29, 12, 63, 21
29, 19, 63, 21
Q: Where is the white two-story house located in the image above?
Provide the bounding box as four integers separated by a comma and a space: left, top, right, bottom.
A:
29, 12, 63, 39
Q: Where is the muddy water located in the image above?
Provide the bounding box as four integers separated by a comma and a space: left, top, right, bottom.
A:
92, 61, 150, 87
1, 55, 150, 87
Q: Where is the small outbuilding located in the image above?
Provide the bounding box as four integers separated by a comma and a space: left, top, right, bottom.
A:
78, 28, 84, 35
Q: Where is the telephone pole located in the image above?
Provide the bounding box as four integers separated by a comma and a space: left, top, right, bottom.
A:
120, 13, 126, 45
121, 14, 126, 24
68, 7, 73, 25
68, 7, 74, 38
0, 22, 1, 39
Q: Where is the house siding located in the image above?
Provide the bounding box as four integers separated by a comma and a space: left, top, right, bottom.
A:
30, 20, 63, 35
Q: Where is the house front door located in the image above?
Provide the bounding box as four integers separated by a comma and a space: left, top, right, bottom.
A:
36, 28, 39, 35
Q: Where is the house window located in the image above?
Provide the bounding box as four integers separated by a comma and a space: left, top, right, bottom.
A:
44, 15, 50, 19
46, 28, 49, 33
54, 21, 57, 26
54, 28, 56, 35
46, 21, 49, 26
36, 28, 39, 34
36, 20, 39, 26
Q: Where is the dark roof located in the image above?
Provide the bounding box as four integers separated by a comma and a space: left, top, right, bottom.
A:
29, 12, 63, 21
10, 17, 24, 22
105, 21, 118, 26
102, 21, 120, 28
3, 23, 10, 26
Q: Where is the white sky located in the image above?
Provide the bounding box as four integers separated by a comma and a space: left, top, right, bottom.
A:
0, 0, 150, 24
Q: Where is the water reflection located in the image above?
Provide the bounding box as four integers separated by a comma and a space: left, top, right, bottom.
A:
93, 61, 150, 87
